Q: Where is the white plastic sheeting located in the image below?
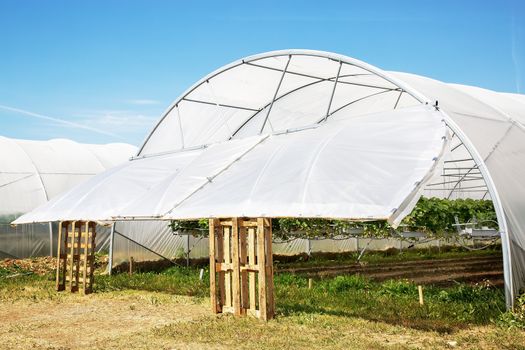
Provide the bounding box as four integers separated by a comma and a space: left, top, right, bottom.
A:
0, 137, 136, 258
12, 50, 525, 306
0, 137, 136, 219
12, 105, 447, 223
390, 72, 525, 300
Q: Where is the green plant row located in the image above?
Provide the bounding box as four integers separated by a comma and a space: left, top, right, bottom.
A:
169, 197, 497, 240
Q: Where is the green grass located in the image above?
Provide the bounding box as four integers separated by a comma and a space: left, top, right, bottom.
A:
1, 265, 508, 332
1, 259, 524, 349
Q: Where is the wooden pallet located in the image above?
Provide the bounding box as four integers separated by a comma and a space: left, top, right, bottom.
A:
209, 218, 274, 320
56, 221, 96, 294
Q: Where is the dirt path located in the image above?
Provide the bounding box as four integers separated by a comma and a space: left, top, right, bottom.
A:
278, 254, 504, 286
0, 291, 209, 350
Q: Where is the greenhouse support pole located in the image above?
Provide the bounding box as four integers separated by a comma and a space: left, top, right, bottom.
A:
306, 238, 311, 257
48, 222, 53, 257
108, 223, 116, 275
186, 233, 190, 267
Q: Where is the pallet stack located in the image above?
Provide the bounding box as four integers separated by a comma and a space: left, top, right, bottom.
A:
56, 221, 96, 294
209, 218, 274, 321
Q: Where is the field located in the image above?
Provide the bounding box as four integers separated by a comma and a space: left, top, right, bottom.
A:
1, 248, 524, 350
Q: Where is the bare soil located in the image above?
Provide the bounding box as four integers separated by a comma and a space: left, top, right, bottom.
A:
278, 254, 504, 286
0, 291, 209, 350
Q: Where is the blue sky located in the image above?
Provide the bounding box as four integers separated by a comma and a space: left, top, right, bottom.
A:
1, 0, 524, 146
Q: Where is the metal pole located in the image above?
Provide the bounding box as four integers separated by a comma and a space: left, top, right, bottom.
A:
108, 222, 115, 275
323, 61, 342, 122
48, 222, 53, 257
259, 55, 292, 134
306, 237, 311, 257
441, 114, 514, 309
186, 233, 190, 267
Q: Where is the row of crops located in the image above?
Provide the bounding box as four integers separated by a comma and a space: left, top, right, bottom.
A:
170, 197, 497, 240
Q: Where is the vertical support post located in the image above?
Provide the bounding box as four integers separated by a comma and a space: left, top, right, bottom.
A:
108, 222, 115, 275
248, 226, 257, 313
68, 221, 76, 292
306, 237, 311, 257
209, 219, 218, 313
231, 218, 241, 316
88, 222, 96, 293
55, 221, 64, 291
217, 223, 225, 310
81, 222, 89, 294
48, 222, 53, 257
239, 223, 249, 311
265, 218, 274, 319
257, 218, 268, 321
186, 233, 190, 267
224, 225, 232, 308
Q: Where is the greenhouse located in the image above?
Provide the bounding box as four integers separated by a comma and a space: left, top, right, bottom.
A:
13, 50, 525, 308
0, 136, 136, 258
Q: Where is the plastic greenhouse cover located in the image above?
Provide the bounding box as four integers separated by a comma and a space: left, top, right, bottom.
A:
13, 105, 447, 225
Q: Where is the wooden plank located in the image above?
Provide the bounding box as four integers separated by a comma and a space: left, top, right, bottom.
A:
68, 221, 76, 292
81, 222, 89, 294
240, 220, 258, 227
239, 225, 248, 311
55, 222, 64, 291
257, 218, 267, 321
248, 227, 256, 312
215, 263, 234, 271
216, 225, 225, 310
74, 223, 82, 291
224, 226, 232, 308
240, 265, 260, 272
265, 219, 274, 319
209, 218, 218, 313
231, 218, 241, 316
88, 222, 96, 292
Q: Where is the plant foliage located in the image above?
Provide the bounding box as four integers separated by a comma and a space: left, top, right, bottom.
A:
169, 197, 497, 240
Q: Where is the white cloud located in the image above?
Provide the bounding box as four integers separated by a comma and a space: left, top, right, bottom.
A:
74, 110, 158, 132
126, 99, 161, 105
0, 104, 122, 139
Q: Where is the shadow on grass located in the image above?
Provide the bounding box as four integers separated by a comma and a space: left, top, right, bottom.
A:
277, 301, 467, 334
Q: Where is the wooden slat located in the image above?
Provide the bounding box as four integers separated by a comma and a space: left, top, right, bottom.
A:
240, 265, 259, 272
217, 225, 225, 310
240, 220, 258, 227
68, 221, 76, 291
88, 223, 96, 290
232, 218, 241, 316
55, 222, 64, 291
81, 222, 89, 294
239, 226, 248, 311
224, 226, 232, 308
266, 219, 274, 319
248, 227, 256, 311
215, 263, 234, 271
209, 218, 218, 313
257, 218, 267, 321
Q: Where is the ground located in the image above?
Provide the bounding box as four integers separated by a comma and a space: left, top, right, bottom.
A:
0, 249, 524, 349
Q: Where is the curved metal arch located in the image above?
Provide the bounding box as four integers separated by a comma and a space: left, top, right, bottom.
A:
136, 49, 514, 308
137, 49, 431, 156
